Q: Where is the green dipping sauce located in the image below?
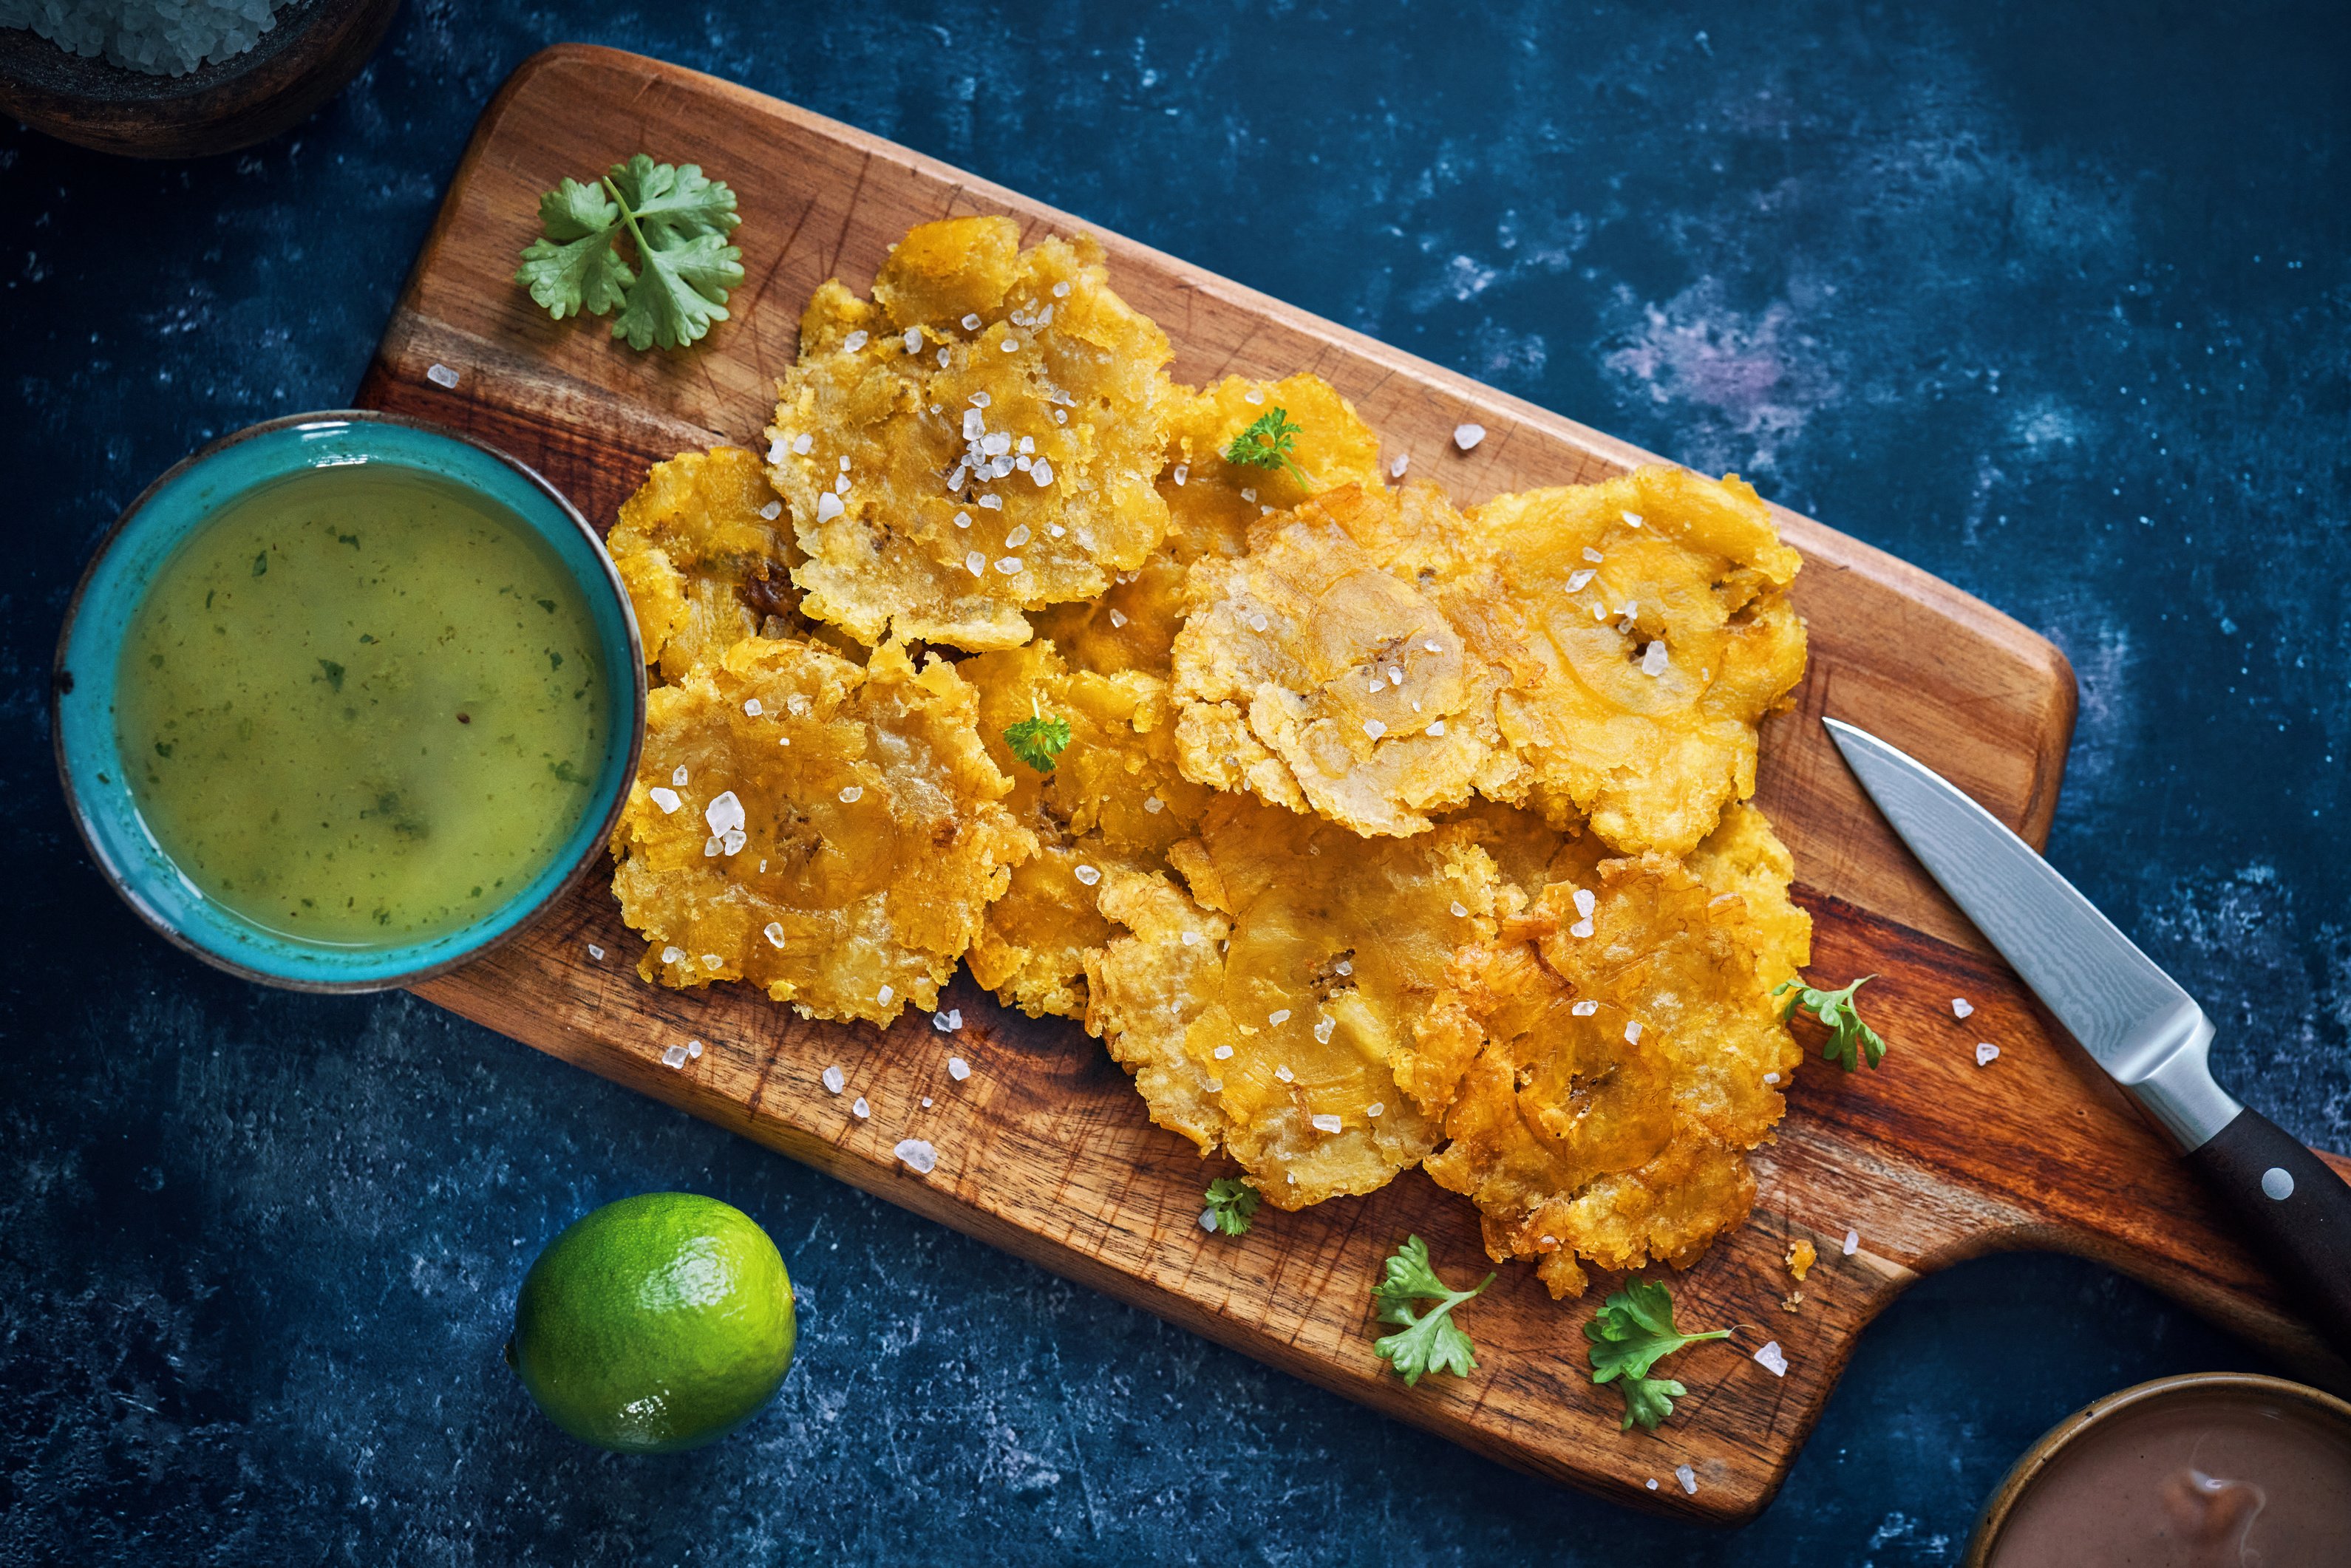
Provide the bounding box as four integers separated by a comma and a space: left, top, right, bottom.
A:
114, 463, 610, 947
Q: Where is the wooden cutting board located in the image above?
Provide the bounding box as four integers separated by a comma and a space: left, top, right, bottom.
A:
358, 44, 2350, 1524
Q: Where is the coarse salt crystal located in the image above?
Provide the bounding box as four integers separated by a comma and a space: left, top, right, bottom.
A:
701, 953, 723, 970
843, 330, 869, 352
1248, 613, 1268, 632
1642, 641, 1670, 676
587, 943, 605, 960
426, 362, 460, 389
1570, 918, 1595, 939
1367, 1102, 1384, 1117
965, 550, 986, 577
1000, 338, 1020, 353
1571, 1000, 1598, 1017
1245, 386, 1265, 405
744, 698, 764, 716
1428, 720, 1446, 737
687, 1040, 702, 1059
903, 327, 923, 353
1311, 1114, 1343, 1134
822, 1065, 846, 1094
1334, 959, 1352, 975
1268, 1009, 1291, 1026
852, 1097, 870, 1119
1952, 998, 1974, 1019
1274, 1065, 1293, 1083
1214, 1045, 1234, 1060
937, 347, 951, 367
816, 492, 844, 522
1172, 464, 1188, 485
661, 945, 685, 964
1314, 1015, 1336, 1043
1754, 1341, 1789, 1377
764, 921, 786, 949
1240, 486, 1257, 502
1052, 281, 1072, 298
1573, 888, 1596, 918
955, 511, 973, 529
922, 1097, 933, 1108
877, 984, 894, 1005
1763, 1071, 1780, 1084
834, 474, 851, 494
648, 786, 681, 814
704, 791, 746, 836
661, 1043, 688, 1068
1449, 900, 1469, 918
1390, 453, 1409, 478
1364, 718, 1387, 740
839, 454, 851, 472
1676, 1465, 1697, 1495
1976, 1042, 2001, 1066
1622, 511, 1644, 528
960, 313, 982, 330
1843, 1228, 1860, 1255
1109, 608, 1129, 628
1074, 864, 1101, 886
1566, 569, 1596, 592
1624, 1020, 1644, 1044
1199, 1208, 1219, 1233
947, 1056, 970, 1080
1142, 794, 1160, 811
1582, 546, 1604, 563
995, 556, 1022, 574
1453, 422, 1486, 451
1646, 1479, 1659, 1492
1005, 523, 1032, 548
1180, 930, 1200, 946
895, 1139, 938, 1173
839, 785, 864, 803
979, 494, 1003, 511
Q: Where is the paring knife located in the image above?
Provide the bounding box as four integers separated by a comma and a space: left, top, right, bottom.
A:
1823, 717, 2351, 1356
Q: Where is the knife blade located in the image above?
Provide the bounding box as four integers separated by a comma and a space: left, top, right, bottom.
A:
1823, 716, 2351, 1355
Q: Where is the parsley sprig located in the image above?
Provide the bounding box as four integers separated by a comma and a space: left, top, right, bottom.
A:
1203, 1177, 1259, 1237
1371, 1235, 1494, 1385
1002, 695, 1072, 773
1775, 975, 1888, 1071
1223, 407, 1314, 489
1585, 1278, 1732, 1432
516, 155, 744, 351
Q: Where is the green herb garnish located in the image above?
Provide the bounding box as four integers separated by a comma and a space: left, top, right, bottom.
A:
1223, 406, 1313, 489
516, 154, 744, 351
1203, 1177, 1259, 1237
1774, 974, 1888, 1071
1002, 695, 1072, 773
1370, 1235, 1494, 1385
1585, 1278, 1732, 1432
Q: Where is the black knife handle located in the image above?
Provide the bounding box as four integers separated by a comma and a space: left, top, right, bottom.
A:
2185, 1105, 2351, 1355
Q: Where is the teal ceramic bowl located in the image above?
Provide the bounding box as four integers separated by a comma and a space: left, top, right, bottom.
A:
53, 410, 645, 992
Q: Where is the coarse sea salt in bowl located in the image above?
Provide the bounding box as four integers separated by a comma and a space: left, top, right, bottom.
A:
54, 411, 646, 992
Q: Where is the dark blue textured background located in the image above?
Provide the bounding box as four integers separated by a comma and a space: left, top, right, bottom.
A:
5, 2, 2347, 1562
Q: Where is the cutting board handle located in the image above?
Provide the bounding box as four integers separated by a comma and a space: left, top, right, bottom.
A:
2186, 1105, 2351, 1356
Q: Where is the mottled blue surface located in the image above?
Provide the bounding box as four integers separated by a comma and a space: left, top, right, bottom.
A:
4, 3, 2347, 1563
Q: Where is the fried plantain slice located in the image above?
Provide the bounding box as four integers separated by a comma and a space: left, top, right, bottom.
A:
1168, 485, 1529, 837
962, 639, 1212, 1019
1087, 794, 1503, 1208
607, 447, 798, 683
765, 216, 1175, 652
1448, 466, 1807, 856
609, 636, 1034, 1026
1033, 374, 1387, 677
1417, 802, 1809, 1294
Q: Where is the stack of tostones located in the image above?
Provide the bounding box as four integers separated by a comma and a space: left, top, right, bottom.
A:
595, 214, 1824, 1303
766, 215, 1177, 652
609, 635, 1033, 1026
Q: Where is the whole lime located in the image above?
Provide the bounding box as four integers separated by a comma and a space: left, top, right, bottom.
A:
506, 1192, 795, 1453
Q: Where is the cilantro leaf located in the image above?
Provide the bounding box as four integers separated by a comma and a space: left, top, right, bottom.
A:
1002, 695, 1072, 773
1583, 1278, 1732, 1431
514, 155, 743, 351
1222, 407, 1315, 489
1774, 974, 1889, 1071
1203, 1177, 1259, 1237
1370, 1235, 1494, 1385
